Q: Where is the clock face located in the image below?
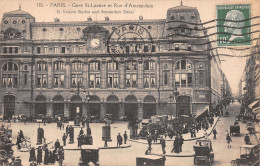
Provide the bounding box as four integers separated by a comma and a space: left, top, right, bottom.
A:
90, 38, 101, 49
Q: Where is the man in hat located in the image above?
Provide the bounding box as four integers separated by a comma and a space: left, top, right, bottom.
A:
54, 139, 60, 150
123, 131, 128, 144
117, 133, 123, 147
160, 136, 166, 154
62, 133, 67, 146
244, 134, 251, 145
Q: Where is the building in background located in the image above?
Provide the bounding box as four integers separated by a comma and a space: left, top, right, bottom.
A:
0, 4, 227, 120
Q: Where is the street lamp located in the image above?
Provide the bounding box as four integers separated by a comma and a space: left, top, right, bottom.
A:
85, 92, 91, 133
70, 81, 81, 126
169, 86, 180, 134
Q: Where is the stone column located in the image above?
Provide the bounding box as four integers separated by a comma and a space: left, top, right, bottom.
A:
31, 103, 35, 117
157, 57, 161, 89
119, 59, 125, 89
101, 59, 107, 89
82, 103, 87, 116
19, 62, 23, 89
83, 59, 88, 88
138, 102, 143, 120
138, 59, 143, 89
65, 59, 70, 89
119, 102, 125, 117
47, 102, 53, 117
47, 60, 53, 89
100, 103, 106, 118
64, 103, 69, 118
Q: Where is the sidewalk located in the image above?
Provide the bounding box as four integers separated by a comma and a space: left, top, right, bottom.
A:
129, 116, 220, 145
63, 143, 131, 150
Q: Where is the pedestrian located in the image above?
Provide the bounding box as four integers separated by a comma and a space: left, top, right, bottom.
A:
54, 139, 60, 150
213, 128, 218, 140
62, 133, 67, 146
160, 136, 166, 154
244, 134, 251, 145
16, 133, 21, 149
193, 127, 196, 137
179, 135, 184, 152
172, 135, 179, 153
147, 134, 152, 149
79, 128, 84, 135
190, 128, 193, 138
58, 147, 64, 166
104, 136, 108, 147
203, 130, 208, 139
29, 147, 36, 163
66, 125, 69, 136
226, 134, 232, 148
37, 146, 43, 165
43, 146, 49, 165
77, 134, 81, 147
117, 133, 123, 147
123, 131, 128, 144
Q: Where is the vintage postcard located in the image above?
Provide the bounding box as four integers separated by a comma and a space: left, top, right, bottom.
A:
0, 0, 259, 166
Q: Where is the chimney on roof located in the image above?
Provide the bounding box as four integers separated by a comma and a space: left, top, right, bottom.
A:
139, 16, 143, 20
54, 18, 60, 22
87, 17, 92, 21
105, 16, 109, 21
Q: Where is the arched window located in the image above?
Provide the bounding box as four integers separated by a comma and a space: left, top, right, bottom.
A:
175, 60, 193, 88
2, 62, 18, 88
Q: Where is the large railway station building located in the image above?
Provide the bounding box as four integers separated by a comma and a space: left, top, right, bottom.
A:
0, 4, 225, 120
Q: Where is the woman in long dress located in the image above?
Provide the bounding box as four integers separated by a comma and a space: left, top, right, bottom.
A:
44, 147, 49, 165
37, 146, 42, 164
29, 147, 36, 162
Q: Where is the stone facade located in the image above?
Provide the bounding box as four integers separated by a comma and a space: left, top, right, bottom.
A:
0, 4, 224, 120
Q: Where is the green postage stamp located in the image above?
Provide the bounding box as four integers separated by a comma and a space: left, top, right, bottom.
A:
217, 4, 251, 46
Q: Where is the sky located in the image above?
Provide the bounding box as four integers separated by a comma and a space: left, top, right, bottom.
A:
0, 0, 259, 96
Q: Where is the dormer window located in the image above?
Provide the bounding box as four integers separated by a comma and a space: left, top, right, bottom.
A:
13, 20, 17, 24
171, 16, 175, 20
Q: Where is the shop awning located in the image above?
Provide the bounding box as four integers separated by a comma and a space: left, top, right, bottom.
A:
253, 107, 260, 113
248, 100, 259, 109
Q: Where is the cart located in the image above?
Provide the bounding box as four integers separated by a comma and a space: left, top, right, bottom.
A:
79, 145, 99, 166
193, 139, 214, 165
230, 125, 240, 136
136, 155, 166, 166
231, 145, 259, 166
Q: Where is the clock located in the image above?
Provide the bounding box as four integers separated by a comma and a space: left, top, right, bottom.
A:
90, 38, 101, 49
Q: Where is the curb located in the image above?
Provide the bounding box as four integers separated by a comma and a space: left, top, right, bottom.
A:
64, 144, 131, 151
149, 153, 194, 158
129, 116, 221, 144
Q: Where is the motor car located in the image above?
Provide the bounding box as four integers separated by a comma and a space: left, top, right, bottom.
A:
136, 155, 166, 166
193, 139, 214, 165
231, 145, 259, 166
78, 145, 99, 166
230, 125, 240, 136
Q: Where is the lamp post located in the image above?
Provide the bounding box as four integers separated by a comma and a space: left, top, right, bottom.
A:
85, 92, 91, 135
169, 86, 179, 134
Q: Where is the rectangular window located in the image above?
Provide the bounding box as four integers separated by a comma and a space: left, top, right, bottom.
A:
199, 71, 204, 86
42, 75, 47, 88
132, 74, 137, 88
181, 60, 186, 69
44, 47, 48, 54
107, 74, 113, 88
144, 74, 149, 88
187, 45, 191, 51
180, 44, 186, 50
126, 45, 130, 53
181, 74, 186, 87
144, 46, 148, 52
14, 47, 18, 53
60, 75, 64, 87
24, 74, 27, 85
89, 74, 95, 88
9, 47, 13, 54
150, 74, 156, 88
79, 47, 83, 53
54, 75, 59, 88
54, 47, 58, 53
77, 74, 82, 86
164, 72, 168, 85
175, 74, 180, 87
37, 47, 41, 54
126, 74, 131, 88
2, 74, 7, 87
95, 74, 100, 88
61, 47, 66, 53
188, 73, 192, 87
152, 45, 156, 52
113, 74, 118, 88
150, 61, 155, 70
37, 75, 42, 87
175, 44, 179, 51
71, 74, 77, 87
3, 47, 8, 54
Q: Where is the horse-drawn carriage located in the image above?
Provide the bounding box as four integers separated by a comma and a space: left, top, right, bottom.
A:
231, 145, 259, 166
230, 125, 240, 136
193, 139, 214, 165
